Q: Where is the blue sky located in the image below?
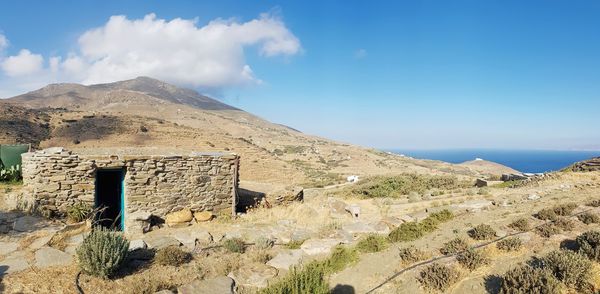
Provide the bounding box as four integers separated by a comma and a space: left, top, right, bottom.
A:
1, 1, 599, 150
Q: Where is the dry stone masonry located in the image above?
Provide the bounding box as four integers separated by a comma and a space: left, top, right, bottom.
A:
21, 147, 239, 231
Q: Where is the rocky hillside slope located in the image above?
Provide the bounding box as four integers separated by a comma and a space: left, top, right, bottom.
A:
1, 77, 512, 189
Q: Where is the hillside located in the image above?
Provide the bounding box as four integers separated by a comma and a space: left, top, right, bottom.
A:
1, 77, 511, 190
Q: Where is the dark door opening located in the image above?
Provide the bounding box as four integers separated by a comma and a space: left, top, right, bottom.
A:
95, 169, 124, 230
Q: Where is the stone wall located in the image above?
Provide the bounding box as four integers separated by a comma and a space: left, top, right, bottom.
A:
21, 147, 239, 230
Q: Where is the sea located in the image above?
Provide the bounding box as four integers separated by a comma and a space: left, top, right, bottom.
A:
387, 149, 600, 173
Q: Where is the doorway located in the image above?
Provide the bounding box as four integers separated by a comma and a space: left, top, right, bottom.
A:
95, 169, 125, 230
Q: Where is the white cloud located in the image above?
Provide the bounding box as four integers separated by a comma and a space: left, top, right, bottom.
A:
0, 12, 301, 97
354, 48, 367, 59
1, 49, 44, 77
0, 34, 7, 51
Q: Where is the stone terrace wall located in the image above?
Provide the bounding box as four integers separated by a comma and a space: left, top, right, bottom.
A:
21, 147, 239, 229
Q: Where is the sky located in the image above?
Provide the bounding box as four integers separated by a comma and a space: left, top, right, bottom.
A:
1, 1, 599, 150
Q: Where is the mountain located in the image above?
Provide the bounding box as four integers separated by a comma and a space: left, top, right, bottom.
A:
1, 77, 512, 190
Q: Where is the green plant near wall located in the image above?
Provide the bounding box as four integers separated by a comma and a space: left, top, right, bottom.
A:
0, 165, 21, 182
67, 201, 93, 223
76, 227, 129, 279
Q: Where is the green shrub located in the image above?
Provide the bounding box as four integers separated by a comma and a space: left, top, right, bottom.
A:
356, 234, 389, 253
419, 217, 439, 233
319, 246, 358, 274
553, 203, 577, 216
542, 249, 591, 288
586, 200, 600, 207
254, 237, 275, 250
388, 222, 424, 242
398, 246, 427, 263
456, 249, 489, 271
499, 265, 560, 294
417, 263, 460, 292
535, 223, 561, 238
155, 246, 191, 266
348, 174, 468, 198
554, 217, 575, 231
508, 218, 530, 231
576, 230, 600, 261
440, 238, 469, 255
577, 212, 600, 224
497, 237, 523, 252
76, 228, 129, 279
428, 209, 454, 223
67, 201, 93, 223
535, 208, 558, 221
0, 165, 21, 182
285, 239, 305, 249
222, 238, 245, 253
468, 224, 497, 240
258, 261, 329, 294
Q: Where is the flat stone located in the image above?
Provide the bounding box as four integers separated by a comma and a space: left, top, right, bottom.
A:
527, 194, 541, 200
0, 241, 19, 255
13, 216, 42, 232
300, 238, 341, 256
130, 211, 152, 221
67, 233, 85, 246
129, 239, 147, 251
28, 234, 54, 250
34, 247, 73, 268
0, 252, 29, 275
266, 249, 304, 270
143, 235, 181, 250
193, 211, 214, 222
328, 198, 348, 214
178, 276, 235, 294
228, 263, 277, 288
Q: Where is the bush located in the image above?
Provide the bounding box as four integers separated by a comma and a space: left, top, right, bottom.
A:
456, 249, 489, 271
155, 246, 191, 266
285, 239, 305, 249
497, 237, 522, 252
468, 224, 496, 240
428, 209, 454, 223
0, 165, 21, 182
576, 230, 600, 261
388, 222, 424, 242
222, 238, 245, 253
398, 246, 427, 263
508, 218, 530, 231
349, 174, 468, 198
553, 203, 577, 216
356, 234, 389, 253
250, 249, 272, 264
586, 199, 600, 207
577, 212, 600, 224
542, 249, 591, 288
254, 237, 275, 250
417, 263, 460, 292
440, 238, 469, 255
67, 201, 93, 223
319, 246, 358, 274
535, 208, 558, 221
535, 223, 561, 238
499, 265, 560, 294
554, 217, 575, 231
76, 228, 129, 279
258, 261, 329, 294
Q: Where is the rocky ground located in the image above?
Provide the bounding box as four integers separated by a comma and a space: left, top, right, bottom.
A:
1, 171, 599, 293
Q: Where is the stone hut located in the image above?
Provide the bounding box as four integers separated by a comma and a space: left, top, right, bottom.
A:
21, 147, 239, 232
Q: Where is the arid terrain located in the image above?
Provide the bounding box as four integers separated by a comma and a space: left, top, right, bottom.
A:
1, 78, 599, 294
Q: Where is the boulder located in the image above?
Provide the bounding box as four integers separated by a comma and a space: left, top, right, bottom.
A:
228, 263, 278, 288
300, 238, 341, 256
269, 186, 304, 205
144, 235, 182, 250
266, 249, 304, 270
128, 239, 148, 251
328, 198, 348, 214
165, 209, 193, 226
194, 211, 214, 222
345, 205, 361, 218
172, 229, 213, 249
178, 276, 235, 294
